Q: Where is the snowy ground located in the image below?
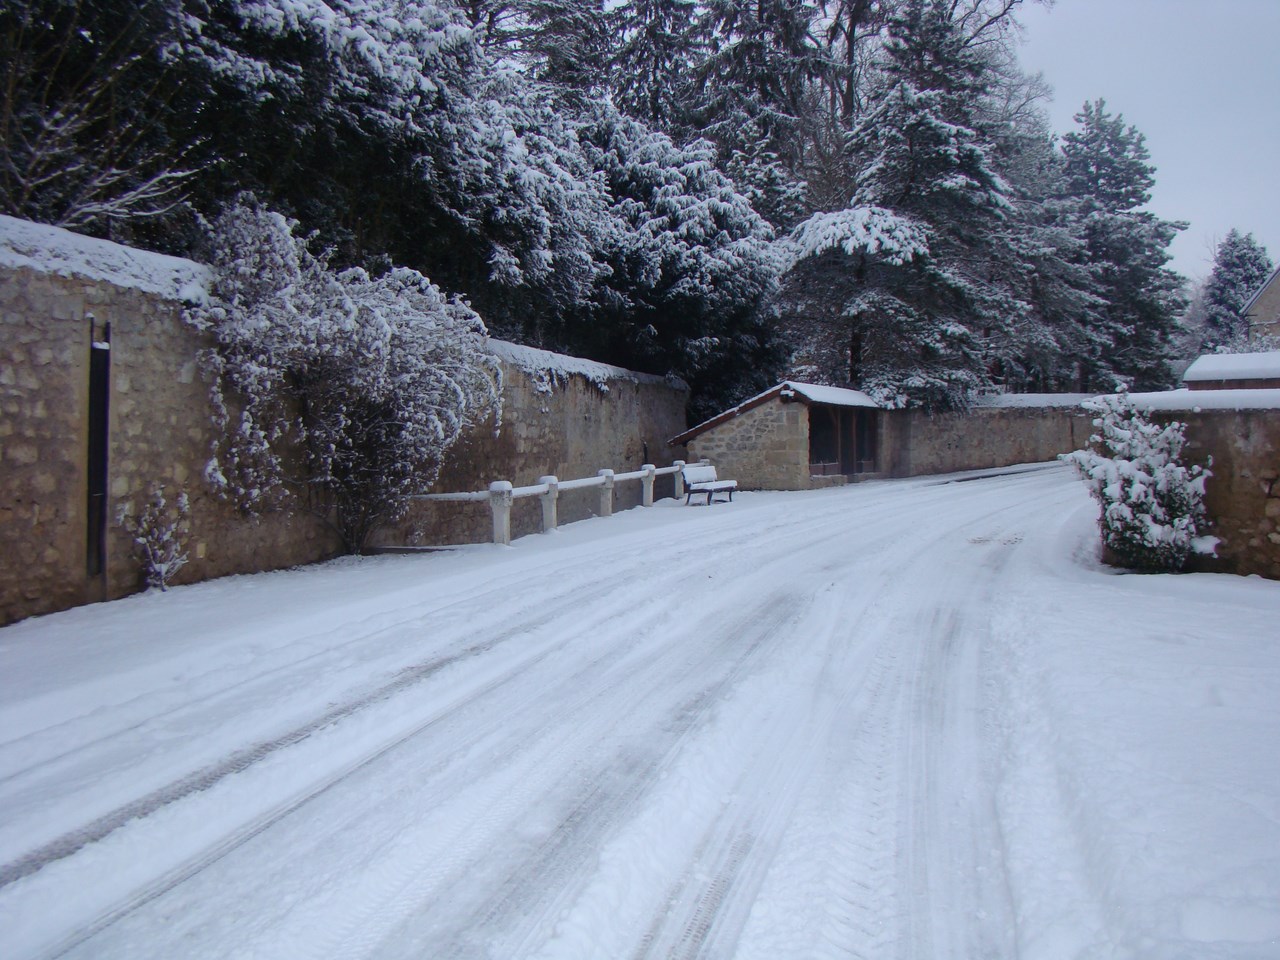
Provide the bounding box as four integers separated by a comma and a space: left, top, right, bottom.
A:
2, 463, 1278, 960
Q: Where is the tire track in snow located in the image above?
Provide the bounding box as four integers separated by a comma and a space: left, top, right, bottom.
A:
890, 489, 1073, 959
730, 476, 1077, 960
33, 528, 825, 960
7, 466, 1084, 960
23, 567, 690, 960
0, 564, 647, 891
361, 591, 813, 960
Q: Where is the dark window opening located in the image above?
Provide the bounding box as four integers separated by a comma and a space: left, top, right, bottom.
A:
854, 409, 878, 474
87, 321, 110, 576
809, 407, 840, 475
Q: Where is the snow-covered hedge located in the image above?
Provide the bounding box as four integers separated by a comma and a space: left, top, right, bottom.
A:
187, 197, 501, 553
1063, 390, 1215, 572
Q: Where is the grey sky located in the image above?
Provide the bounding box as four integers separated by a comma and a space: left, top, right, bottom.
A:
1016, 0, 1280, 282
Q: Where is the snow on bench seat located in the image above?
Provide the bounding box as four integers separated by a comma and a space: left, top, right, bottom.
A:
682, 463, 737, 505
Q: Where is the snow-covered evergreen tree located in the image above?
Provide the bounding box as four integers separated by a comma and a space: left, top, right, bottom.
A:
781, 0, 1015, 409
573, 105, 784, 418
686, 0, 822, 228
462, 0, 610, 103
1198, 229, 1273, 353
188, 197, 502, 553
1060, 99, 1186, 390
610, 0, 702, 131
984, 104, 1106, 392
1063, 389, 1214, 573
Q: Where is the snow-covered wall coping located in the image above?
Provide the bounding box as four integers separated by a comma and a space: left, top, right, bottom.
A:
973, 392, 1093, 409
0, 214, 209, 302
489, 340, 679, 389
1126, 388, 1280, 412
1182, 351, 1280, 383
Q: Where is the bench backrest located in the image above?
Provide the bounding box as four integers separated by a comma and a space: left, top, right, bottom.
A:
683, 464, 718, 485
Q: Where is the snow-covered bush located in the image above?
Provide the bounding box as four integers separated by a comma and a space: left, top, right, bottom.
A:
1062, 389, 1215, 572
118, 485, 190, 591
187, 196, 502, 553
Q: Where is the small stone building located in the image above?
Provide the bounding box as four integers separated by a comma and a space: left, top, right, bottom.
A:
670, 381, 882, 490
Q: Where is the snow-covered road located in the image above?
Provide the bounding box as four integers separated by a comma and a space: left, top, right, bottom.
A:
2, 464, 1279, 959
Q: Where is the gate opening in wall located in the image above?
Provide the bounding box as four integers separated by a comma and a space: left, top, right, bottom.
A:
87, 319, 110, 577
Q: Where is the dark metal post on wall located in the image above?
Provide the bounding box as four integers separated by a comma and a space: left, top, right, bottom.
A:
87, 316, 111, 578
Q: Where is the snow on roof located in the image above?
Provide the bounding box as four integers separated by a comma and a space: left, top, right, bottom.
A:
782, 381, 879, 408
1182, 351, 1280, 383
1126, 388, 1280, 412
973, 392, 1094, 409
670, 380, 880, 446
488, 340, 678, 391
0, 214, 209, 301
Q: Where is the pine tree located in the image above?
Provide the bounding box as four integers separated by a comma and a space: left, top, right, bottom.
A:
691, 0, 823, 158
1064, 389, 1214, 573
781, 0, 1015, 409
1199, 229, 1273, 352
682, 0, 823, 229
984, 104, 1106, 392
0, 0, 197, 237
1060, 99, 1185, 390
461, 0, 610, 104
569, 104, 784, 418
609, 0, 702, 131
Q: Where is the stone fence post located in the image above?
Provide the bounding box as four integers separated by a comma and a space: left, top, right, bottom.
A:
539, 476, 558, 532
673, 459, 686, 500
598, 469, 615, 517
489, 481, 513, 545
641, 464, 656, 507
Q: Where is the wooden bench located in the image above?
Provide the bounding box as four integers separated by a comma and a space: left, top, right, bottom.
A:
682, 463, 738, 505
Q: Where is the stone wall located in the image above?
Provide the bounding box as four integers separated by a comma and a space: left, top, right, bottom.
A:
384, 347, 689, 545
883, 401, 1091, 478
1, 259, 345, 626
1, 220, 691, 624
685, 398, 809, 491
1170, 409, 1280, 579
685, 396, 1091, 491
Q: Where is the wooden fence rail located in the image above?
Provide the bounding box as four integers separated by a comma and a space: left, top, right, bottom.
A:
412, 460, 699, 545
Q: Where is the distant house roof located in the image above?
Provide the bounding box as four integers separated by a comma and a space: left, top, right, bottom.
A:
1243, 265, 1280, 317
671, 381, 878, 446
1182, 350, 1280, 389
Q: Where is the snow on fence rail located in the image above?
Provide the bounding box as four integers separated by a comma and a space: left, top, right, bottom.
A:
411, 460, 701, 545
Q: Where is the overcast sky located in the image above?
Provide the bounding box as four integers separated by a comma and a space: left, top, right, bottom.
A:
1015, 0, 1280, 282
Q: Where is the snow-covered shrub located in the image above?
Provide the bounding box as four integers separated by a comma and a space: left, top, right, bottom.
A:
118, 486, 190, 591
1062, 389, 1215, 572
187, 196, 502, 553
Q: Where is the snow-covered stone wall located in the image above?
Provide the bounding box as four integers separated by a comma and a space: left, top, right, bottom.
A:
0, 242, 344, 626
386, 356, 689, 546
882, 398, 1092, 479
0, 219, 690, 623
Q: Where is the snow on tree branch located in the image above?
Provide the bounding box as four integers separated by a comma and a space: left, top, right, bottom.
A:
783, 206, 929, 269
